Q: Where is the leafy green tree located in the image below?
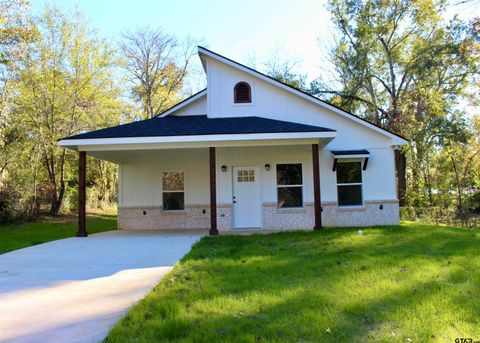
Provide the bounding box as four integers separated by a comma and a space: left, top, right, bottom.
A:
0, 0, 34, 178
13, 5, 122, 215
435, 113, 480, 213
314, 0, 480, 205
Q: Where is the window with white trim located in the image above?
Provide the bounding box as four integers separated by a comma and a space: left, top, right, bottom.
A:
276, 163, 303, 208
162, 172, 184, 210
336, 161, 363, 206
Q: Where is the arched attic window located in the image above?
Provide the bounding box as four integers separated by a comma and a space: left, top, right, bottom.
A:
234, 82, 251, 103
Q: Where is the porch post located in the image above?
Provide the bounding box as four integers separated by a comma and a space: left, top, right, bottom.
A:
77, 151, 88, 237
209, 147, 218, 235
312, 144, 322, 230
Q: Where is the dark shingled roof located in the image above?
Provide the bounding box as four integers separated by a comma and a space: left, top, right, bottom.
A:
62, 115, 335, 140
331, 149, 370, 156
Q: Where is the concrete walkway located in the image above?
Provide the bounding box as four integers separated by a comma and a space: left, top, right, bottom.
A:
0, 230, 205, 343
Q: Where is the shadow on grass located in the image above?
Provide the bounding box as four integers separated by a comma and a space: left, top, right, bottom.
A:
106, 225, 480, 342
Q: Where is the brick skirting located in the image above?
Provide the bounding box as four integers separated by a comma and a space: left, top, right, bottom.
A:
118, 200, 399, 230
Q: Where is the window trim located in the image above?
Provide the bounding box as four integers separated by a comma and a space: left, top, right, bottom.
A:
275, 163, 304, 209
161, 170, 186, 212
335, 160, 364, 207
233, 81, 252, 104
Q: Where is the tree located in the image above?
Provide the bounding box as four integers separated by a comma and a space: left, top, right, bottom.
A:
0, 0, 34, 178
264, 52, 308, 90
121, 27, 196, 118
13, 6, 122, 215
436, 113, 480, 214
247, 49, 309, 90
313, 0, 480, 205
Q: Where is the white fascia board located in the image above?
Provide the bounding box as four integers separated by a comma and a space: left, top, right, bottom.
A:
198, 47, 408, 145
59, 131, 335, 146
158, 89, 207, 117
59, 131, 336, 151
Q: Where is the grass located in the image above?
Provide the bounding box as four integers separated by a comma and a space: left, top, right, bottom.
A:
0, 214, 117, 254
106, 223, 480, 343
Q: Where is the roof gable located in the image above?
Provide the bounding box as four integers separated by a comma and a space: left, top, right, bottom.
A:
157, 89, 207, 117
198, 46, 407, 144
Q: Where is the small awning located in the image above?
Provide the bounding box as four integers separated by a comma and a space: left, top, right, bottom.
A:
331, 149, 370, 158
331, 150, 370, 171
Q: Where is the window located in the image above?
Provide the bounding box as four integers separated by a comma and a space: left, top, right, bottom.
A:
336, 162, 363, 206
162, 172, 184, 210
276, 164, 303, 208
237, 169, 255, 182
234, 82, 251, 103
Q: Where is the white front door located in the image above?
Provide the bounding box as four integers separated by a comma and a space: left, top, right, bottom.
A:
232, 166, 262, 229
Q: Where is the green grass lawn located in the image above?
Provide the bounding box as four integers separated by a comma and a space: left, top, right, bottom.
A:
106, 223, 480, 343
0, 214, 117, 254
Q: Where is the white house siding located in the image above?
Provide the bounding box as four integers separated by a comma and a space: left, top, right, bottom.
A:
170, 94, 207, 116
118, 148, 211, 229
118, 145, 399, 230
205, 58, 397, 148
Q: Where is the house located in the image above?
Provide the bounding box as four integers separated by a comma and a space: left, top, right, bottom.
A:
59, 47, 408, 236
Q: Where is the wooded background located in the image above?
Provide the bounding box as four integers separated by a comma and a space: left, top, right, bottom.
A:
0, 0, 478, 226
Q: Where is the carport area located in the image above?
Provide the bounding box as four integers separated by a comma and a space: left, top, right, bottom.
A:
0, 229, 205, 343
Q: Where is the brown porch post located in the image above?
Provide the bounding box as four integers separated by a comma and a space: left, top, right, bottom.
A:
312, 143, 322, 230
77, 151, 88, 237
209, 147, 218, 235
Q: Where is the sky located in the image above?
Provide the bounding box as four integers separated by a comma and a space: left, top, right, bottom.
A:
31, 0, 480, 92
30, 0, 337, 90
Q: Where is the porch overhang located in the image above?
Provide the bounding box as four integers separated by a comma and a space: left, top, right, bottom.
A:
59, 131, 336, 163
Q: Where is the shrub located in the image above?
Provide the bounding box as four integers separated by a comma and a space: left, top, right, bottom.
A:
467, 190, 480, 213
0, 196, 16, 224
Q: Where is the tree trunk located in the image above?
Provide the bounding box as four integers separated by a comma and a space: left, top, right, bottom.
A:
395, 149, 407, 206
48, 150, 67, 216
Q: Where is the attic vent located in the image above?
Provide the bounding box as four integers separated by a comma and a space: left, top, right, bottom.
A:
234, 82, 251, 103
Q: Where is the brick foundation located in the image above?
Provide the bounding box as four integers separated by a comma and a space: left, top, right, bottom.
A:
262, 202, 315, 230
322, 200, 400, 227
217, 204, 232, 231
118, 205, 210, 230
118, 200, 399, 230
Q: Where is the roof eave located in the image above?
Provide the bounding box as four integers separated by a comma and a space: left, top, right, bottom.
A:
59, 131, 336, 151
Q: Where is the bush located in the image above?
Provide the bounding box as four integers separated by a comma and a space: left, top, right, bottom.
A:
0, 196, 16, 224
467, 190, 480, 213
400, 206, 457, 224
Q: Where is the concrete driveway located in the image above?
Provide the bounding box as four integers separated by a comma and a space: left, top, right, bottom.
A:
0, 230, 205, 343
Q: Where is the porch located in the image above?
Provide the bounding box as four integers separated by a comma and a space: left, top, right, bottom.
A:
59, 114, 399, 235
74, 142, 329, 236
